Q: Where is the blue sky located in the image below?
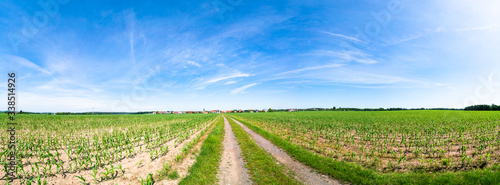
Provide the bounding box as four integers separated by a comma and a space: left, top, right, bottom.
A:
1, 0, 500, 112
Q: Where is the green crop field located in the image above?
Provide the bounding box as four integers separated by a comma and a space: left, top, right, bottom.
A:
228, 110, 500, 183
231, 111, 500, 172
0, 114, 218, 184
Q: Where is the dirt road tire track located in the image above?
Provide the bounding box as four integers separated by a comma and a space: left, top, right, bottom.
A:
228, 116, 342, 185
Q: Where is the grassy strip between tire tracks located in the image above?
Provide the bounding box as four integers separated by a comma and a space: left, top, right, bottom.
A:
228, 114, 500, 185
179, 116, 225, 185
227, 115, 301, 185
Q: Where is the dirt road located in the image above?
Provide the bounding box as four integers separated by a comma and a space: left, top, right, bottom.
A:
229, 117, 342, 185
217, 115, 252, 185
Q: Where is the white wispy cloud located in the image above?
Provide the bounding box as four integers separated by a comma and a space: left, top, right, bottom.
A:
350, 58, 378, 64
299, 69, 434, 87
277, 64, 344, 76
1, 54, 52, 75
187, 60, 202, 67
125, 10, 136, 67
433, 83, 448, 87
383, 26, 450, 46
308, 50, 380, 64
224, 80, 237, 85
384, 34, 423, 46
272, 63, 442, 89
231, 83, 260, 94
206, 72, 251, 84
36, 79, 103, 94
209, 13, 291, 43
195, 71, 252, 89
435, 26, 446, 32
454, 25, 496, 32
320, 31, 364, 43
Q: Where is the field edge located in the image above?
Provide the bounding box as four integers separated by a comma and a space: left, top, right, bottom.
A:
178, 115, 225, 185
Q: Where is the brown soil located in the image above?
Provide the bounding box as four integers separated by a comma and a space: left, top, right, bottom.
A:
228, 117, 342, 185
217, 115, 252, 185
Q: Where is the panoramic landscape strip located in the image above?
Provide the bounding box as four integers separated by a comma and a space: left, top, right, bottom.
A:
2, 109, 500, 184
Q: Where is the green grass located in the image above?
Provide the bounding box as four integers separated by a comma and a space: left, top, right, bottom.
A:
226, 116, 300, 185
179, 116, 225, 185
228, 114, 500, 185
168, 170, 179, 179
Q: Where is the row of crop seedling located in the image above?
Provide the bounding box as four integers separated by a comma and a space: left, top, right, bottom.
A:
139, 116, 217, 184
0, 115, 216, 183
231, 112, 500, 172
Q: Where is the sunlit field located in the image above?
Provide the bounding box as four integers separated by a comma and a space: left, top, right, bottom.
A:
231, 111, 500, 173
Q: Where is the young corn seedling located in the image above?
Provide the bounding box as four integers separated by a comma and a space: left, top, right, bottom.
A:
91, 165, 100, 183
35, 174, 47, 185
149, 150, 155, 161
26, 177, 35, 185
109, 164, 117, 179
140, 173, 154, 185
2, 161, 9, 177
75, 175, 88, 185
101, 166, 112, 180
136, 160, 143, 167
160, 161, 170, 176
118, 163, 126, 175
68, 162, 74, 173
17, 162, 26, 179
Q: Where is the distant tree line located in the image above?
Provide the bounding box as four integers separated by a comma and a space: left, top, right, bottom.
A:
53, 112, 154, 115
264, 107, 445, 112
0, 111, 155, 115
131, 111, 155, 114
464, 104, 500, 111
0, 110, 49, 114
